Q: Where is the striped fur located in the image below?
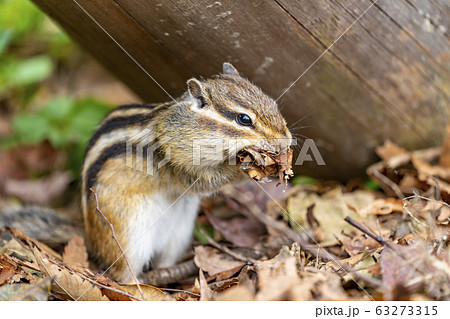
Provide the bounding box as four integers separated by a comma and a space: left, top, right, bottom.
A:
81, 63, 292, 282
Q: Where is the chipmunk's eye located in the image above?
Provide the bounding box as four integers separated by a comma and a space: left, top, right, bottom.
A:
236, 113, 252, 126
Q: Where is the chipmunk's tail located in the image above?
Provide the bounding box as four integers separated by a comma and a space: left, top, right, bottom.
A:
0, 206, 83, 245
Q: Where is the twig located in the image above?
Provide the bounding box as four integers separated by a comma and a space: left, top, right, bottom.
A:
89, 188, 145, 300
372, 170, 404, 199
344, 216, 384, 244
344, 216, 439, 290
79, 275, 145, 301
344, 216, 400, 251
229, 188, 382, 288
198, 228, 258, 263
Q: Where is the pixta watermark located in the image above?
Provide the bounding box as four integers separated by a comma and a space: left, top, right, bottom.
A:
125, 131, 325, 175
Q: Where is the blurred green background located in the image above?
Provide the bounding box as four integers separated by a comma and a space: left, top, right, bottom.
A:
0, 0, 113, 176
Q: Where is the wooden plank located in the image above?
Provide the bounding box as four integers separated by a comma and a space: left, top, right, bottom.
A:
32, 0, 192, 102
376, 0, 450, 60
31, 0, 449, 179
275, 0, 448, 142
406, 0, 450, 37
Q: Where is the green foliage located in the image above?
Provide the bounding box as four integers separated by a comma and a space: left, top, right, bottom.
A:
291, 175, 317, 186
194, 222, 215, 244
8, 97, 111, 173
0, 0, 44, 42
0, 55, 53, 93
364, 179, 381, 190
0, 0, 112, 174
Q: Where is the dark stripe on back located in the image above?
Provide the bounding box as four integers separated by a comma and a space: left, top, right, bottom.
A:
84, 114, 153, 155
85, 142, 126, 195
85, 142, 164, 196
84, 102, 173, 156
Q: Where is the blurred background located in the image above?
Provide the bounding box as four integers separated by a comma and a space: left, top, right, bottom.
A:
0, 0, 139, 208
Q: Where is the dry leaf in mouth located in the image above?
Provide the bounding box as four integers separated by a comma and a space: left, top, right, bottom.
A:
237, 147, 294, 185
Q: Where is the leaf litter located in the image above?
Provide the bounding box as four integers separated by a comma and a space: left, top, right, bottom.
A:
0, 134, 449, 300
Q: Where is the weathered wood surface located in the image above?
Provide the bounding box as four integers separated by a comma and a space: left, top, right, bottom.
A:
32, 0, 449, 180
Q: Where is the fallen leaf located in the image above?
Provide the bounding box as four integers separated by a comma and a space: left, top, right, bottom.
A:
327, 248, 382, 270
0, 266, 15, 285
212, 265, 243, 282
95, 276, 133, 301
215, 285, 253, 301
206, 213, 265, 247
1, 238, 36, 263
290, 267, 352, 301
380, 244, 450, 300
63, 235, 89, 268
8, 227, 63, 260
254, 246, 301, 300
237, 147, 293, 184
122, 284, 165, 301
198, 269, 214, 301
357, 198, 404, 218
412, 148, 450, 182
33, 247, 109, 301
194, 246, 244, 276
285, 188, 374, 245
0, 278, 50, 301
342, 233, 385, 257
376, 140, 407, 161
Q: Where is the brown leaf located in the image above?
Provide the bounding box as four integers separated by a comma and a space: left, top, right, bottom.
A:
62, 235, 89, 268
212, 265, 243, 282
380, 246, 419, 300
1, 238, 36, 263
285, 188, 374, 245
33, 247, 109, 301
0, 266, 15, 286
100, 288, 132, 301
326, 247, 382, 271
412, 148, 450, 182
254, 246, 301, 300
380, 244, 450, 300
8, 227, 62, 260
199, 269, 214, 301
194, 246, 244, 276
376, 140, 407, 161
215, 285, 254, 301
342, 234, 384, 256
289, 268, 351, 301
206, 213, 265, 247
122, 284, 165, 301
357, 198, 404, 218
0, 278, 50, 301
237, 147, 293, 184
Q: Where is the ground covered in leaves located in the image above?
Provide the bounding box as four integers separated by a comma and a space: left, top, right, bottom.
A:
0, 137, 449, 301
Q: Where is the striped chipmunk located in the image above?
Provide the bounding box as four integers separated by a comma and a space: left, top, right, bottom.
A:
2, 63, 293, 283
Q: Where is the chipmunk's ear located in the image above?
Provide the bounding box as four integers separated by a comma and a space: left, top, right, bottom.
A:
223, 62, 239, 75
187, 78, 207, 108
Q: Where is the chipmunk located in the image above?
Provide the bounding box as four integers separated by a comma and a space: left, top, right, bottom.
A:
2, 63, 293, 283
